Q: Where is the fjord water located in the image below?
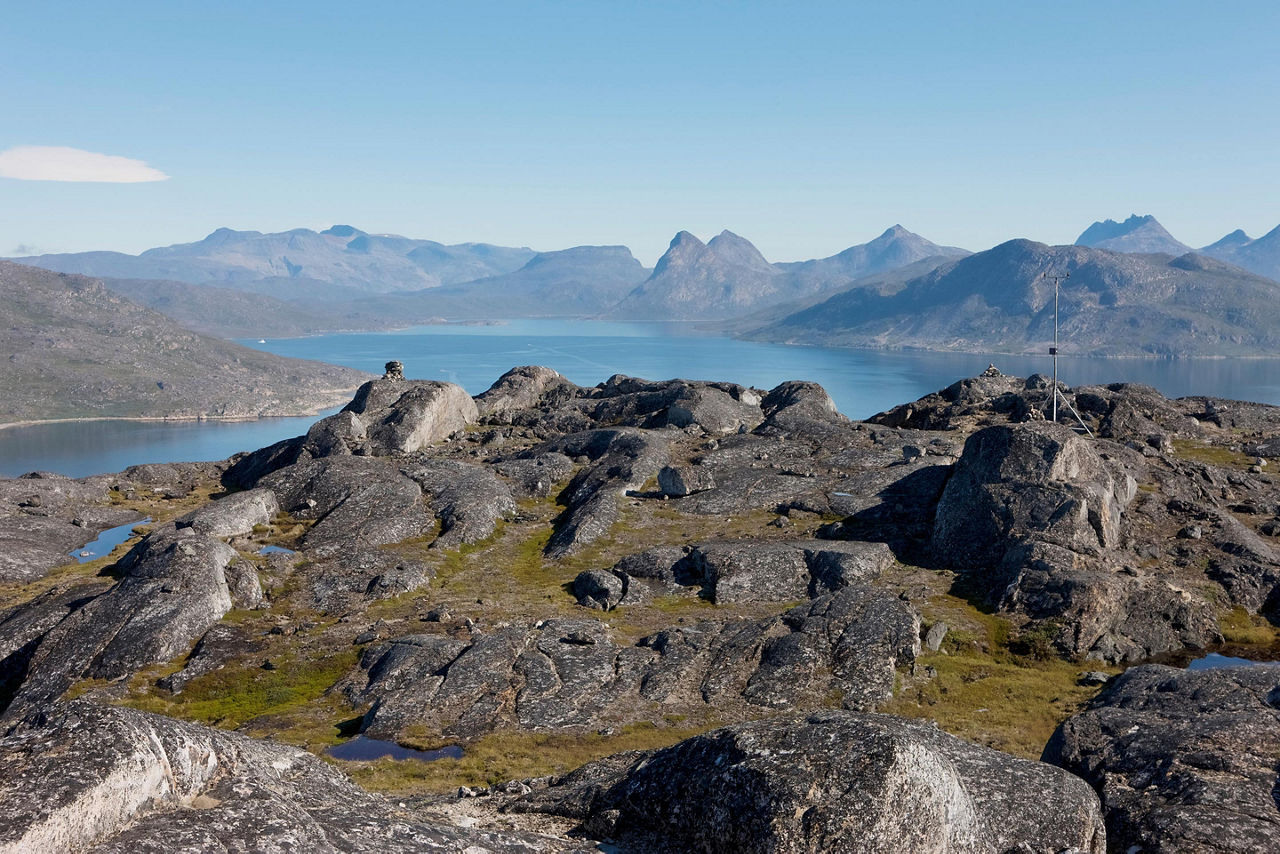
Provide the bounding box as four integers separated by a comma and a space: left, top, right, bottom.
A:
4, 319, 1280, 478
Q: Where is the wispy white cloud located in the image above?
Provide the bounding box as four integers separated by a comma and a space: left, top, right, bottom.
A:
0, 145, 169, 183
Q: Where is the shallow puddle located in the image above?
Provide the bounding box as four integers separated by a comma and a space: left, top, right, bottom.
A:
327, 736, 463, 762
1186, 652, 1280, 671
70, 517, 150, 563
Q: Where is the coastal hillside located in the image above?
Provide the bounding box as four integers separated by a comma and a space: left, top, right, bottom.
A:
748, 239, 1280, 357
0, 261, 371, 423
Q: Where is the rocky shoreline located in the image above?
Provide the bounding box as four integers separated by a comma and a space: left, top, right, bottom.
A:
3, 364, 1280, 851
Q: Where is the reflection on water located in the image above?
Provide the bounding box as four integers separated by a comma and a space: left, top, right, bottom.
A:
0, 412, 332, 479
70, 517, 150, 563
5, 320, 1280, 479
327, 736, 463, 762
1185, 652, 1280, 670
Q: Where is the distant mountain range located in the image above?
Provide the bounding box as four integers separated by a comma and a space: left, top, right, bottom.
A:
748, 239, 1280, 358
9, 223, 970, 325
14, 225, 537, 296
0, 262, 369, 423
1076, 213, 1280, 281
607, 226, 969, 320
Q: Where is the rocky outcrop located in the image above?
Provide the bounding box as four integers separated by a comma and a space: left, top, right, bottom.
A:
679, 539, 895, 604
261, 456, 431, 556
401, 459, 516, 547
173, 487, 278, 538
0, 701, 583, 853
535, 429, 668, 558
353, 585, 917, 742
304, 376, 477, 457
1045, 664, 1280, 853
0, 472, 139, 583
4, 523, 250, 717
476, 365, 582, 423
514, 711, 1105, 853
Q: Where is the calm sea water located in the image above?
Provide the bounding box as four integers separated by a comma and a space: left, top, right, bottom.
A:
4, 319, 1279, 478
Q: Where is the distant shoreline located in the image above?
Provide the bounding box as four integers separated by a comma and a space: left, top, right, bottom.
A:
0, 410, 332, 433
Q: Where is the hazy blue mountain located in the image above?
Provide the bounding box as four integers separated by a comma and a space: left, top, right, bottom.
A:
355, 245, 651, 320
1075, 214, 1191, 255
1199, 224, 1280, 281
749, 239, 1280, 357
12, 226, 536, 295
607, 226, 966, 320
776, 225, 969, 290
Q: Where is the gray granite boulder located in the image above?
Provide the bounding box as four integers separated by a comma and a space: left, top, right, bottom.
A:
304, 377, 477, 457
1045, 664, 1280, 853
514, 710, 1105, 853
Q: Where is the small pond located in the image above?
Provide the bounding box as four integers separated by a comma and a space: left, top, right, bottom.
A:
1186, 652, 1280, 671
327, 736, 463, 762
69, 517, 150, 563
258, 545, 296, 556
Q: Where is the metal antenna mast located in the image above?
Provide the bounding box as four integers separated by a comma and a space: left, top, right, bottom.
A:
1043, 272, 1069, 421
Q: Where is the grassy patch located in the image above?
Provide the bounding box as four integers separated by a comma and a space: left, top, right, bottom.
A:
1220, 607, 1280, 645
885, 582, 1113, 759
1171, 439, 1254, 470
119, 648, 359, 730
339, 721, 710, 795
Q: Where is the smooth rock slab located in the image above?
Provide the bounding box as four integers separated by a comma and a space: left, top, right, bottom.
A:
514, 710, 1105, 854
0, 701, 587, 853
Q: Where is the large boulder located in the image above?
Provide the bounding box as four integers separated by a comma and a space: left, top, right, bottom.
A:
1045, 664, 1280, 853
515, 711, 1105, 853
933, 423, 1134, 571
476, 365, 582, 422
0, 701, 583, 853
304, 377, 477, 457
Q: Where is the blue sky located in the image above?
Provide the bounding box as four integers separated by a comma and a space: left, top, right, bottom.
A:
2, 0, 1277, 264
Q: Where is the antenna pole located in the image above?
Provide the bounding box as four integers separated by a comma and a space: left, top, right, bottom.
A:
1043, 271, 1070, 422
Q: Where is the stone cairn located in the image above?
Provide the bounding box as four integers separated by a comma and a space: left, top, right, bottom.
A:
383, 360, 405, 380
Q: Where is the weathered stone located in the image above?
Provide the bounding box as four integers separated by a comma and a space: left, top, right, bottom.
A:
924, 621, 949, 652
0, 701, 583, 853
1046, 664, 1280, 853
516, 711, 1105, 854
535, 429, 668, 558
401, 458, 516, 547
174, 487, 279, 539
5, 524, 241, 717
354, 586, 916, 742
476, 365, 582, 423
304, 377, 478, 457
656, 464, 715, 497
261, 456, 430, 556
494, 453, 576, 499
573, 570, 626, 611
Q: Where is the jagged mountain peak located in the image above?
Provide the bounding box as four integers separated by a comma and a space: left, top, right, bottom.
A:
1076, 215, 1190, 255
